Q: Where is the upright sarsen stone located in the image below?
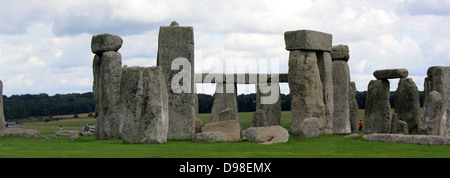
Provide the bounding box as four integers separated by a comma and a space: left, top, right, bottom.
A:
395, 78, 420, 134
424, 66, 450, 136
317, 51, 334, 134
419, 91, 446, 136
288, 50, 325, 136
157, 22, 195, 139
0, 80, 5, 133
120, 67, 169, 144
365, 80, 391, 134
255, 83, 281, 126
349, 81, 360, 133
96, 51, 123, 139
332, 60, 351, 134
211, 83, 239, 123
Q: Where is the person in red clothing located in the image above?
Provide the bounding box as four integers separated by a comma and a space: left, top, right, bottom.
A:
358, 120, 363, 133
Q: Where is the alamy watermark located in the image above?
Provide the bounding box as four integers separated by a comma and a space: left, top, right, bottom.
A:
170, 50, 280, 104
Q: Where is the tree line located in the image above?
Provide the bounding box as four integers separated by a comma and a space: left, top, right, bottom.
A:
2, 91, 424, 120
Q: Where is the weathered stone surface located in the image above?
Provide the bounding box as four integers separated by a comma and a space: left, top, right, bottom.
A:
299, 117, 320, 138
255, 83, 281, 126
120, 67, 169, 144
193, 132, 227, 142
2, 128, 40, 138
245, 125, 289, 144
195, 118, 204, 134
55, 130, 80, 136
373, 69, 408, 80
332, 60, 351, 134
390, 113, 409, 134
349, 81, 360, 133
201, 120, 241, 142
211, 83, 239, 123
284, 30, 332, 51
157, 23, 195, 139
395, 78, 420, 134
331, 45, 349, 61
0, 80, 5, 133
288, 50, 325, 136
317, 51, 334, 134
95, 51, 123, 140
195, 73, 289, 84
69, 134, 80, 141
419, 91, 446, 136
424, 66, 450, 136
251, 110, 268, 127
363, 133, 449, 145
91, 33, 123, 55
365, 79, 391, 134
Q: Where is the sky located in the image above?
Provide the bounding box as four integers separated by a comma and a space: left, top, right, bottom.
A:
0, 0, 449, 96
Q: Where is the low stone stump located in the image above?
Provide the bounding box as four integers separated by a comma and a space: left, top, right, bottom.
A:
2, 128, 41, 138
193, 132, 227, 143
363, 133, 450, 145
244, 125, 289, 145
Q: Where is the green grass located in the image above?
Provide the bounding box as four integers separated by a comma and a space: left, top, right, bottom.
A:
1, 110, 449, 158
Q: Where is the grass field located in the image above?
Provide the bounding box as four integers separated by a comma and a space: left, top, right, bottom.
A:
1, 110, 449, 158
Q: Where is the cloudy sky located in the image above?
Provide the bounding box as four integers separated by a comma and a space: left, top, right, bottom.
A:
0, 0, 449, 96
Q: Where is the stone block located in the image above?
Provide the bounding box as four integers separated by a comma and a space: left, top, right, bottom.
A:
284, 30, 332, 51
373, 68, 408, 79
91, 33, 123, 55
331, 45, 349, 61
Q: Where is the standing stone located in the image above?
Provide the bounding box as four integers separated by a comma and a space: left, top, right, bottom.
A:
365, 80, 391, 134
395, 78, 420, 134
288, 50, 325, 136
211, 83, 239, 123
332, 60, 351, 134
419, 91, 446, 136
255, 83, 281, 126
120, 67, 169, 144
0, 80, 5, 133
251, 110, 268, 127
424, 66, 450, 136
349, 81, 360, 133
391, 113, 409, 134
157, 22, 195, 139
96, 51, 123, 140
317, 51, 334, 134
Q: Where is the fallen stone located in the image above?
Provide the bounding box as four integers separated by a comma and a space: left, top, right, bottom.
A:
288, 50, 326, 136
91, 33, 123, 55
55, 130, 80, 136
201, 120, 241, 142
331, 45, 349, 61
245, 125, 289, 144
395, 78, 420, 134
284, 29, 332, 51
69, 134, 80, 141
365, 79, 391, 134
344, 133, 360, 138
363, 133, 449, 145
251, 110, 268, 127
120, 66, 169, 144
299, 117, 320, 138
2, 128, 40, 138
373, 69, 408, 80
193, 132, 227, 143
195, 118, 204, 134
418, 91, 446, 136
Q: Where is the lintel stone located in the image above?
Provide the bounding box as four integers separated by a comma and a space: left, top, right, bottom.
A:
373, 68, 409, 80
284, 30, 332, 52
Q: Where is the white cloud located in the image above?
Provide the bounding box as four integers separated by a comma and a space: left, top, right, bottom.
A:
0, 0, 449, 95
